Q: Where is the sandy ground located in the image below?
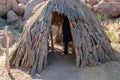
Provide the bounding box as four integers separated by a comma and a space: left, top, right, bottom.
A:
0, 50, 120, 80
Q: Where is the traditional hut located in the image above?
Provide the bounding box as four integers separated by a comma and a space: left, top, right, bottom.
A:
10, 0, 116, 75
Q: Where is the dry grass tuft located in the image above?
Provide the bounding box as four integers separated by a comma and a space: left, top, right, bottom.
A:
103, 20, 120, 43
0, 45, 4, 55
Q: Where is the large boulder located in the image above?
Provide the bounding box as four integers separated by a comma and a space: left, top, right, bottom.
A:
0, 0, 17, 17
0, 30, 14, 47
13, 3, 26, 16
7, 10, 18, 23
16, 0, 30, 4
94, 2, 120, 17
24, 0, 46, 20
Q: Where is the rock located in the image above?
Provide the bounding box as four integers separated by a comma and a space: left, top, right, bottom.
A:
103, 0, 120, 2
0, 30, 14, 47
0, 18, 1, 25
16, 16, 26, 26
86, 0, 98, 5
24, 0, 46, 20
86, 3, 93, 10
94, 2, 120, 17
13, 3, 26, 16
16, 0, 30, 4
7, 10, 18, 23
81, 0, 87, 3
0, 18, 8, 28
0, 0, 17, 17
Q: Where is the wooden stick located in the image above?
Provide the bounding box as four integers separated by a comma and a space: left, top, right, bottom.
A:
50, 27, 54, 52
4, 26, 10, 74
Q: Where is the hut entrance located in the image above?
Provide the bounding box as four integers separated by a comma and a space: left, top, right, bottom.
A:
47, 11, 75, 65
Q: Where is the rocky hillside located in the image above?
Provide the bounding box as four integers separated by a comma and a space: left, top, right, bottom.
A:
0, 0, 46, 25
84, 0, 120, 18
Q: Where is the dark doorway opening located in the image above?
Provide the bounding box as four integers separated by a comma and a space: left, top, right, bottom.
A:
62, 16, 73, 55
47, 11, 76, 66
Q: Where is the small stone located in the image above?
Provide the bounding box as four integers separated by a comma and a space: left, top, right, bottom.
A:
7, 10, 18, 23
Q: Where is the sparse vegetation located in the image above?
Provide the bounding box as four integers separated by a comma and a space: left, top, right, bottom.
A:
96, 13, 109, 21
0, 45, 3, 51
0, 45, 3, 55
13, 24, 23, 33
106, 31, 119, 43
103, 21, 120, 43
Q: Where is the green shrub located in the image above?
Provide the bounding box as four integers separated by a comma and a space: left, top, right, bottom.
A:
96, 13, 108, 21
13, 24, 23, 33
